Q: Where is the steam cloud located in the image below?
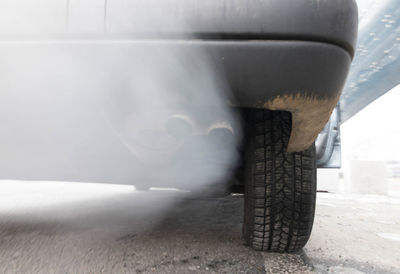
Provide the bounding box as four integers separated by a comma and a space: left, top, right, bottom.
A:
0, 3, 241, 195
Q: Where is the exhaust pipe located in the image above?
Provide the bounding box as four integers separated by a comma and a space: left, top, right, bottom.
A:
207, 120, 235, 146
165, 114, 194, 139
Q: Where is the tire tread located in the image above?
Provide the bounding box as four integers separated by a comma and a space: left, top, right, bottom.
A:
243, 109, 316, 253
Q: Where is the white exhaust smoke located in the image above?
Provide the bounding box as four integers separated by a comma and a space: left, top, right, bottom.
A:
0, 2, 241, 194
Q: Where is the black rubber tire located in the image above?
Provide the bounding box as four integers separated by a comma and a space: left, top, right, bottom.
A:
243, 109, 316, 253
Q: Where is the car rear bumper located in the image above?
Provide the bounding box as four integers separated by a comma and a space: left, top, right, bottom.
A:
0, 38, 351, 151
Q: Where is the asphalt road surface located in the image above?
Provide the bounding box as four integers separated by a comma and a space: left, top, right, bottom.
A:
0, 181, 399, 273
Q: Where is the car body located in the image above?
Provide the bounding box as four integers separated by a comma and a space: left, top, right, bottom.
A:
0, 0, 358, 182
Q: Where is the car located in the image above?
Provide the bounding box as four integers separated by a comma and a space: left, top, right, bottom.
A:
0, 0, 358, 253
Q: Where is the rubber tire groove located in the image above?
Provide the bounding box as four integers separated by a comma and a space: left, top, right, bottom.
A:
243, 109, 316, 253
